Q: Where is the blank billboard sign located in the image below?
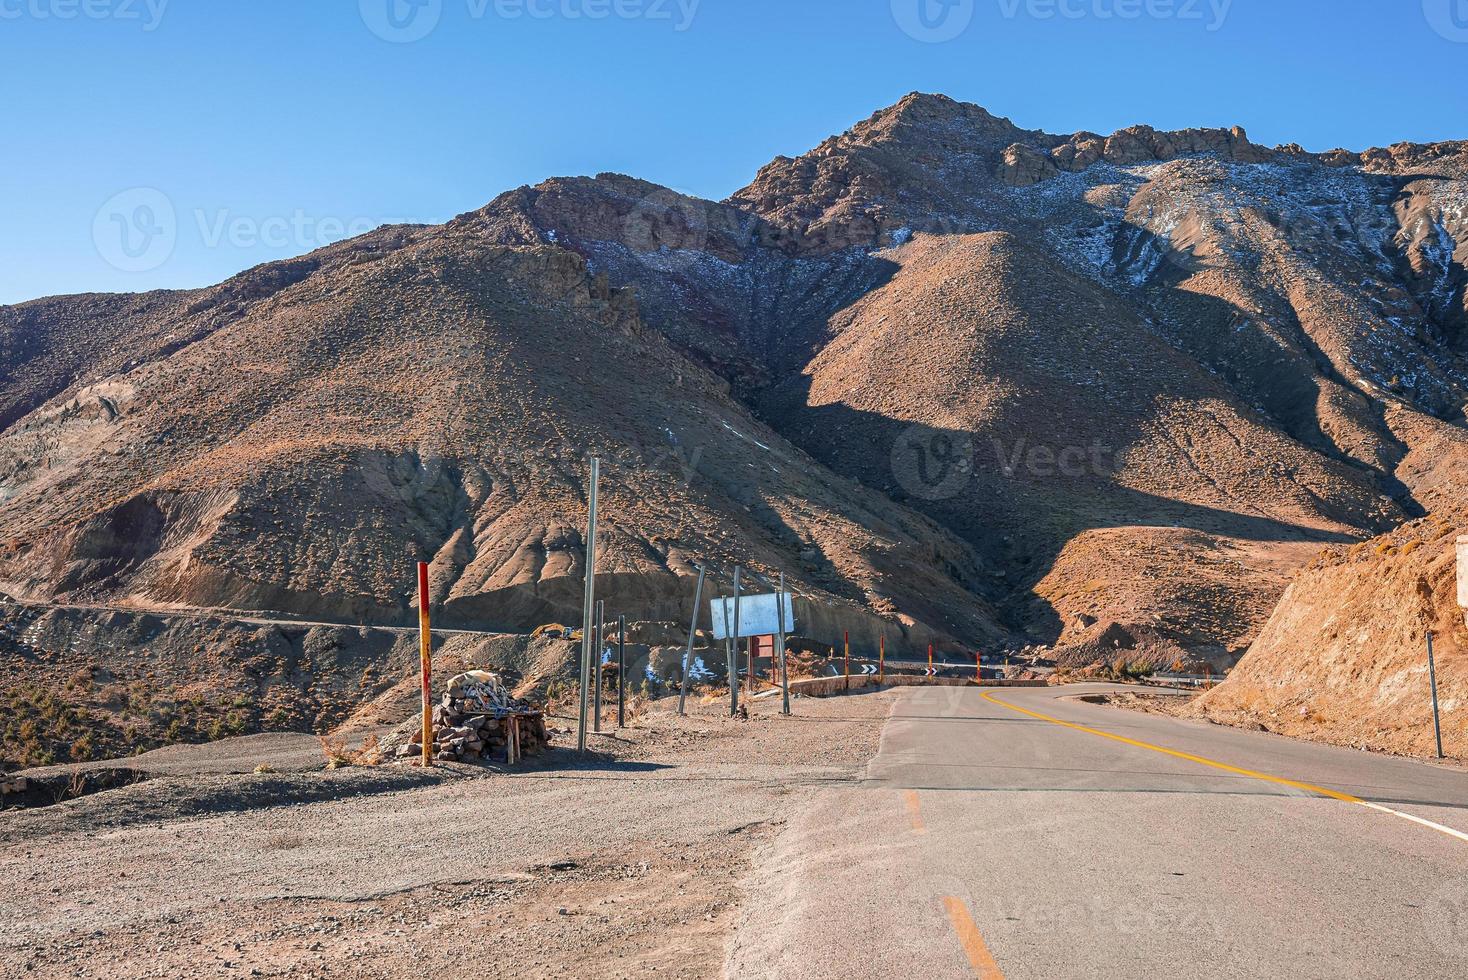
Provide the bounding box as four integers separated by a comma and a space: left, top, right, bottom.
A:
710, 593, 796, 640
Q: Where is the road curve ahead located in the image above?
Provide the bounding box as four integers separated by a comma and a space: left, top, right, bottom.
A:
728, 684, 1468, 979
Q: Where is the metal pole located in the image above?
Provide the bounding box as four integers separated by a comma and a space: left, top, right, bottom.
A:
878, 635, 885, 686
745, 633, 756, 706
618, 613, 627, 728
418, 562, 433, 768
577, 458, 599, 752
777, 572, 791, 716
729, 567, 742, 716
720, 594, 733, 713
594, 599, 605, 733
677, 566, 706, 716
1428, 630, 1445, 760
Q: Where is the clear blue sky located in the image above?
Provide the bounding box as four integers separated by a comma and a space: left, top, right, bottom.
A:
2, 0, 1464, 304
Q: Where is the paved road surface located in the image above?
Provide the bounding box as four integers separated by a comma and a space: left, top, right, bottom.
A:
729, 684, 1468, 979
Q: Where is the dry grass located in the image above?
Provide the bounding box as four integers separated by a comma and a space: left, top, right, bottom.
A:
318, 733, 382, 769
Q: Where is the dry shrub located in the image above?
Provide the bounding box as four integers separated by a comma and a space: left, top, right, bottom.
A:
318, 733, 382, 769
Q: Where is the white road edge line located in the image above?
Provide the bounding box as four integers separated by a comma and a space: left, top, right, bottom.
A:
1361, 802, 1468, 844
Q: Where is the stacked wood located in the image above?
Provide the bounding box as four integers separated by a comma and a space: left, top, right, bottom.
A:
395, 670, 550, 763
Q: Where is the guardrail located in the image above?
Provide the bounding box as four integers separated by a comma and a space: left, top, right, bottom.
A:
1143, 672, 1223, 688
751, 674, 1049, 700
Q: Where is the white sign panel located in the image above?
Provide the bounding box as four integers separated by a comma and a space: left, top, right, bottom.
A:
710, 592, 796, 640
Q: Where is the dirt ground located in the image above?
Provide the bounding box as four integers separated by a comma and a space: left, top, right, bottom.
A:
0, 690, 895, 979
1070, 689, 1196, 717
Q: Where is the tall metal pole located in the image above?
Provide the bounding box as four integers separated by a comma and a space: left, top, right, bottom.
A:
729, 567, 742, 716
594, 599, 605, 733
418, 562, 433, 768
678, 566, 706, 716
719, 593, 733, 713
1428, 630, 1445, 760
577, 458, 600, 752
617, 613, 627, 728
777, 572, 791, 716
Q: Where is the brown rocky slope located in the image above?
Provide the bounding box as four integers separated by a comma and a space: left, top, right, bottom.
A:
1190, 514, 1466, 758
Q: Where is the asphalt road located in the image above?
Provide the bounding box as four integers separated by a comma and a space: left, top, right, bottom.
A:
728, 683, 1468, 979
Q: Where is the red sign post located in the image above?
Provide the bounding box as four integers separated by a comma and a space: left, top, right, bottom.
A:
844, 631, 850, 690
419, 562, 432, 767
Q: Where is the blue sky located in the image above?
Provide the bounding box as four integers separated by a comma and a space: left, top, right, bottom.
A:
1, 0, 1464, 304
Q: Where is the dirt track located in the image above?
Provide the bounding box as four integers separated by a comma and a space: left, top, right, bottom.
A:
1, 691, 895, 979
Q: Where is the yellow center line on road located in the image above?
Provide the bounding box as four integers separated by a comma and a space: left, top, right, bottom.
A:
942, 896, 1006, 979
980, 691, 1468, 846
903, 789, 926, 834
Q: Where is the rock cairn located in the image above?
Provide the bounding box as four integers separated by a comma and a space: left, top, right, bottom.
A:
397, 671, 550, 763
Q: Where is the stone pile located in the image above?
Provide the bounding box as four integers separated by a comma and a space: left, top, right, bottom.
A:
397, 671, 550, 763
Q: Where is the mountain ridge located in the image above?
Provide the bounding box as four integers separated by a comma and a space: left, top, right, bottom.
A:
2, 94, 1465, 758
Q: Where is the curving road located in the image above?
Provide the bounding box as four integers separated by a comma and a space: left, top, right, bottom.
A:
729, 683, 1468, 979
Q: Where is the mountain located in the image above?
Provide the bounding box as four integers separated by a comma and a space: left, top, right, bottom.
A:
2, 93, 1466, 759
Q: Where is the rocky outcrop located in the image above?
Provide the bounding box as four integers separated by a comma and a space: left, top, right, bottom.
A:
1191, 513, 1467, 757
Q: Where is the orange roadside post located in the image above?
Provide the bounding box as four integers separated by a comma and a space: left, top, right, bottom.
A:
418, 562, 433, 767
975, 651, 982, 683
844, 631, 850, 690
878, 635, 885, 686
928, 642, 933, 673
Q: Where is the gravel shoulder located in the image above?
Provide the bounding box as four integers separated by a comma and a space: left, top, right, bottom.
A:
1, 690, 896, 979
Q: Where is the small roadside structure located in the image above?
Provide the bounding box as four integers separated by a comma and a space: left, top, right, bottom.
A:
393, 671, 549, 764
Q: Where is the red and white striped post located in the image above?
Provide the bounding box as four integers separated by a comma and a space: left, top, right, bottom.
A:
843, 630, 850, 691
418, 562, 433, 767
